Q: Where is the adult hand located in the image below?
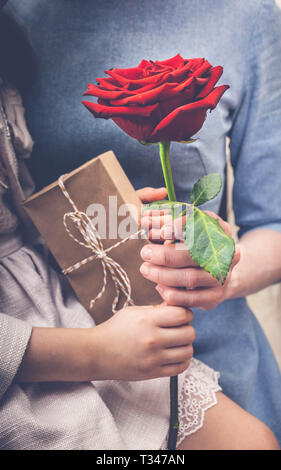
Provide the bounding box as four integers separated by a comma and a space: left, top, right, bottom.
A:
140, 211, 240, 310
136, 186, 167, 204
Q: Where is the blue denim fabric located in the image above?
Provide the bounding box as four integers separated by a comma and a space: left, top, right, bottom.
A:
7, 0, 281, 441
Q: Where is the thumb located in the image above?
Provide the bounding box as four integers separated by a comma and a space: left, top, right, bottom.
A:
136, 187, 167, 203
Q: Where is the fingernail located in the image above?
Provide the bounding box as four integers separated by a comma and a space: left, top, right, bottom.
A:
141, 246, 152, 261
140, 216, 149, 227
156, 285, 164, 294
140, 263, 149, 277
161, 224, 173, 239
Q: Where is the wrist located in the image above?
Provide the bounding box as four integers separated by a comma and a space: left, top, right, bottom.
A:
16, 326, 105, 383
223, 242, 243, 301
83, 325, 106, 381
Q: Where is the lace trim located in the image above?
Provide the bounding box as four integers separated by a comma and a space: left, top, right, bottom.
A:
176, 358, 222, 447
162, 358, 222, 449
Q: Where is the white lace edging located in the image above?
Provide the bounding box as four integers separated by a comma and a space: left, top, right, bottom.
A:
162, 358, 222, 449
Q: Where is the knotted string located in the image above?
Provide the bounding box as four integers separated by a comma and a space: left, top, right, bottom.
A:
58, 175, 144, 313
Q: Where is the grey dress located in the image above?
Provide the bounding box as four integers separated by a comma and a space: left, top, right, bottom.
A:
0, 80, 221, 450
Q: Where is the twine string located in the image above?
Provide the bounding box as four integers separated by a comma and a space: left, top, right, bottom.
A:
58, 175, 144, 313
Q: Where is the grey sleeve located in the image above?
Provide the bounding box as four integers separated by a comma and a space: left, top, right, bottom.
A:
0, 313, 32, 399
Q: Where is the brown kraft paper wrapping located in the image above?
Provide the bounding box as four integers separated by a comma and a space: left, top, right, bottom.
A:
24, 151, 161, 324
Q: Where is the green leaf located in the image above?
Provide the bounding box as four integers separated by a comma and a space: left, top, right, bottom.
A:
143, 200, 180, 210
190, 173, 222, 206
183, 207, 235, 284
144, 200, 192, 218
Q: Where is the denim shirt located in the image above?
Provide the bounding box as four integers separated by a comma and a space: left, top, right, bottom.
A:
7, 0, 281, 238
6, 0, 281, 442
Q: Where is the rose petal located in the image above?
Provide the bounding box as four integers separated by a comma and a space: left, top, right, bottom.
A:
191, 60, 212, 78
194, 77, 209, 87
155, 54, 185, 69
112, 115, 157, 141
150, 109, 207, 142
109, 78, 199, 110
174, 76, 195, 92
138, 59, 152, 69
129, 80, 168, 93
149, 85, 229, 141
142, 63, 171, 76
169, 59, 205, 82
83, 85, 134, 100
159, 91, 196, 118
98, 79, 169, 94
84, 80, 165, 99
104, 69, 133, 86
108, 82, 178, 106
170, 62, 194, 81
196, 66, 223, 99
82, 100, 159, 119
128, 75, 171, 91
95, 77, 123, 90
187, 58, 205, 72
106, 68, 171, 87
107, 66, 144, 80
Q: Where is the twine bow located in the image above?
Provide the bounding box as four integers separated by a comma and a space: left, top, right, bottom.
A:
58, 176, 143, 313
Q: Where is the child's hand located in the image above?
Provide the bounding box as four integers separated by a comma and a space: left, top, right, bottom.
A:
16, 305, 194, 383
92, 305, 195, 381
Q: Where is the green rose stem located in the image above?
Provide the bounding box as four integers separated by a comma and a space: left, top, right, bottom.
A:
158, 141, 179, 450
159, 141, 176, 202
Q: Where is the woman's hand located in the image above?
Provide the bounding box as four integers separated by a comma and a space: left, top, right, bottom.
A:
92, 305, 195, 381
140, 210, 240, 310
136, 186, 167, 204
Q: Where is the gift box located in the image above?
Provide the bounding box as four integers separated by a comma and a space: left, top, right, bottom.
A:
24, 151, 161, 324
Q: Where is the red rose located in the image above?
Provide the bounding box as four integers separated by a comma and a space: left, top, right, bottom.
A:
82, 54, 229, 143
